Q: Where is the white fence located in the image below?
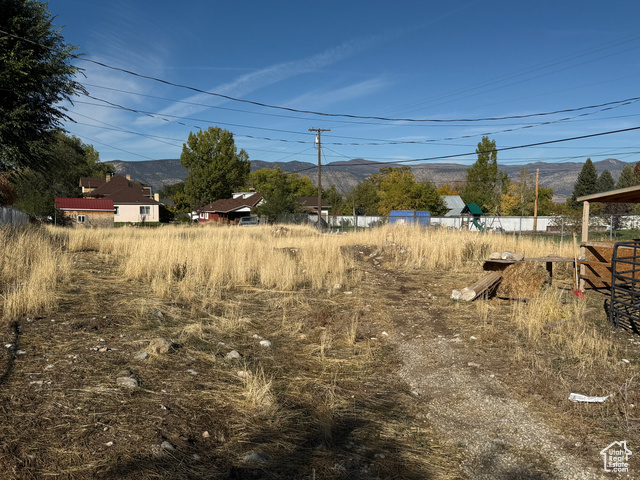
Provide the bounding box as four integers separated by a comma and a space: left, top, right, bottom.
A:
0, 207, 30, 227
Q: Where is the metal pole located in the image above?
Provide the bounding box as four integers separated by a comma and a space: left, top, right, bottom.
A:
560, 217, 564, 249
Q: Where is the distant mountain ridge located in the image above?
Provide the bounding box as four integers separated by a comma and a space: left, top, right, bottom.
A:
107, 157, 632, 202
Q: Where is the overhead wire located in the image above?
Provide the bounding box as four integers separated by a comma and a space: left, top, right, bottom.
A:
2, 28, 640, 124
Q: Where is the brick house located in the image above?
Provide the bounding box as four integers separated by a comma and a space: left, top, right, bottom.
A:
54, 198, 115, 228
197, 192, 264, 223
81, 174, 160, 224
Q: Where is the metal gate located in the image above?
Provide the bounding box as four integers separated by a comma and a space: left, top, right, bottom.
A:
610, 240, 640, 333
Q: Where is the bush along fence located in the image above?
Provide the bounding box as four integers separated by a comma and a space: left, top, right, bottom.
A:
0, 207, 29, 227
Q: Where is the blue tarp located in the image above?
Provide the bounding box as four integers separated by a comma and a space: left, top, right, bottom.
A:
389, 210, 430, 226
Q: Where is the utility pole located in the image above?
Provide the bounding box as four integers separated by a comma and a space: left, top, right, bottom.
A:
533, 168, 539, 233
309, 128, 330, 227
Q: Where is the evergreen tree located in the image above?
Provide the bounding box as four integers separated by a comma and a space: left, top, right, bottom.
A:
1, 0, 85, 170
461, 137, 508, 213
617, 165, 639, 189
568, 158, 598, 209
596, 169, 615, 193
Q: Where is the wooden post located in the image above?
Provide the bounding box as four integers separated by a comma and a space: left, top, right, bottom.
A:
579, 200, 590, 291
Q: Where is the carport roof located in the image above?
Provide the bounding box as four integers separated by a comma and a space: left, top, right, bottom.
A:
577, 185, 640, 203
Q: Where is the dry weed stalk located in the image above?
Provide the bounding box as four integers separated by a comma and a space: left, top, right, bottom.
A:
511, 289, 617, 367
1, 227, 69, 320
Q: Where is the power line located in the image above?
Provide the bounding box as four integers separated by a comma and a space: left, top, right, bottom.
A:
287, 125, 640, 174
2, 28, 640, 124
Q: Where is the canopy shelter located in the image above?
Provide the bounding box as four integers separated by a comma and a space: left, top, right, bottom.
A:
576, 185, 640, 293
576, 184, 640, 243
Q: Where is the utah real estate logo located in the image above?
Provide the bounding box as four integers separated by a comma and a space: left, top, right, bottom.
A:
600, 441, 631, 473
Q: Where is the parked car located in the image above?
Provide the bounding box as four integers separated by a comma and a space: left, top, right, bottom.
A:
238, 216, 259, 227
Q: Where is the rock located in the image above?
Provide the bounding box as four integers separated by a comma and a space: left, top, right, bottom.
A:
226, 350, 241, 360
192, 453, 201, 460
44, 364, 54, 370
148, 338, 173, 354
105, 441, 113, 446
243, 451, 270, 463
116, 376, 139, 389
134, 351, 149, 360
489, 252, 502, 260
381, 331, 389, 336
252, 334, 263, 340
259, 340, 272, 348
451, 289, 462, 300
333, 283, 342, 290
237, 370, 252, 378
16, 350, 26, 355
202, 431, 210, 438
117, 369, 132, 377
186, 369, 198, 375
151, 309, 164, 318
161, 441, 175, 451
501, 251, 524, 261
467, 362, 481, 368
470, 336, 477, 340
374, 453, 385, 459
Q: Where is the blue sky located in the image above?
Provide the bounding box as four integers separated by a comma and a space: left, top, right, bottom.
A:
49, 0, 640, 171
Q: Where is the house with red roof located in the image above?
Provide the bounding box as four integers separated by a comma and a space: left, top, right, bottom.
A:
54, 198, 115, 228
197, 192, 264, 223
81, 174, 160, 224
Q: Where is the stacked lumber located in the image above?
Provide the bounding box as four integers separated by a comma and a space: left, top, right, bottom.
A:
451, 271, 503, 302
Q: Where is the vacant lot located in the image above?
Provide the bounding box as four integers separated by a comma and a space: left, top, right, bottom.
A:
0, 224, 637, 479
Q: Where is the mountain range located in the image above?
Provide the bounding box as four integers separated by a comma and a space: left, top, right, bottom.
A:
107, 158, 633, 202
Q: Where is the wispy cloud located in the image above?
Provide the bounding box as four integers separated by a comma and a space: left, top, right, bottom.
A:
154, 33, 394, 120
284, 78, 390, 110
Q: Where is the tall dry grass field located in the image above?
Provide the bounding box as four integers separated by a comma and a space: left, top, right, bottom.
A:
62, 223, 575, 299
0, 226, 70, 321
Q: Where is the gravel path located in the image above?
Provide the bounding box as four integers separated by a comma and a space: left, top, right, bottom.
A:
397, 335, 607, 479
350, 247, 615, 479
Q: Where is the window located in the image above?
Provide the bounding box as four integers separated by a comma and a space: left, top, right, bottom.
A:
77, 215, 86, 223
114, 206, 119, 215
139, 206, 150, 215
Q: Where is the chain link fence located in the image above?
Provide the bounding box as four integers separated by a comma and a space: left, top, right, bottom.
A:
269, 212, 640, 245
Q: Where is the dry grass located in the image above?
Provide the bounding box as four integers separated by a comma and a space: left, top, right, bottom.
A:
0, 226, 69, 321
0, 223, 630, 477
497, 261, 549, 299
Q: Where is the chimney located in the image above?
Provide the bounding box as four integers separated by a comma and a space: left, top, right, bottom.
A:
126, 174, 131, 181
105, 173, 111, 182
154, 193, 160, 202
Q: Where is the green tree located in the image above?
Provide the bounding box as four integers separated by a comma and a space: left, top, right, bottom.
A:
568, 158, 598, 209
617, 165, 639, 189
461, 137, 507, 213
345, 180, 380, 215
371, 166, 446, 216
180, 127, 250, 209
249, 167, 303, 220
12, 131, 113, 217
322, 185, 345, 214
1, 0, 86, 171
596, 169, 615, 193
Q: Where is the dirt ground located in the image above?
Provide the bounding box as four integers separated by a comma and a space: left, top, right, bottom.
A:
0, 245, 637, 479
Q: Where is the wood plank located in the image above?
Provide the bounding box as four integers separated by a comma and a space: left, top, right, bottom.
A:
453, 271, 503, 302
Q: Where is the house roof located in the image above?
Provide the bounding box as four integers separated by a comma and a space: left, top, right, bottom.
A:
55, 197, 114, 211
443, 195, 465, 217
577, 185, 640, 204
199, 193, 263, 214
79, 177, 106, 189
299, 196, 331, 209
85, 175, 159, 205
